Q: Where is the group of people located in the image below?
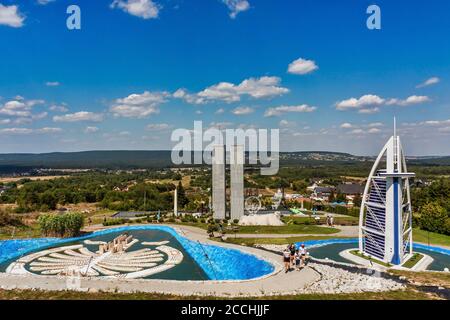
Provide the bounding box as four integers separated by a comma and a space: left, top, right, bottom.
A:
282, 243, 307, 273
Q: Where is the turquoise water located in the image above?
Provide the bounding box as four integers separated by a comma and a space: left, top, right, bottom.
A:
298, 238, 450, 271
0, 226, 274, 281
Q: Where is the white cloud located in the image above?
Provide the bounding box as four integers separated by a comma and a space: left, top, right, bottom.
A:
340, 122, 353, 129
386, 95, 431, 106
279, 120, 295, 128
37, 0, 56, 5
177, 76, 288, 104
336, 94, 385, 111
53, 111, 104, 122
110, 0, 160, 19
340, 122, 384, 135
209, 121, 233, 129
0, 4, 25, 28
222, 0, 250, 19
0, 127, 61, 135
368, 128, 381, 134
336, 94, 431, 112
0, 98, 45, 118
264, 104, 316, 117
358, 107, 380, 114
45, 81, 60, 87
231, 106, 254, 115
0, 119, 11, 124
287, 58, 318, 75
348, 129, 364, 135
438, 126, 450, 133
215, 108, 225, 114
0, 128, 33, 135
36, 127, 62, 134
146, 123, 172, 131
84, 126, 99, 134
110, 91, 168, 118
416, 77, 440, 88
49, 104, 69, 112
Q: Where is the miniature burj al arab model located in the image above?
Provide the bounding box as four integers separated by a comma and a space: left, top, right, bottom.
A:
358, 119, 415, 265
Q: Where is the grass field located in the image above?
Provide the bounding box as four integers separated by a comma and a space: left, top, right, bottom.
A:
349, 250, 392, 267
412, 228, 450, 247
173, 221, 339, 235
0, 288, 438, 300
0, 224, 41, 240
389, 270, 450, 288
217, 236, 350, 246
402, 253, 424, 269
283, 215, 359, 226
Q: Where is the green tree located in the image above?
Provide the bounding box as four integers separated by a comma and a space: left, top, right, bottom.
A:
419, 202, 449, 235
177, 181, 189, 208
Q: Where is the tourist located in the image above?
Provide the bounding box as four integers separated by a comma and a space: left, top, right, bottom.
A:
283, 247, 291, 273
294, 249, 301, 271
330, 216, 334, 227
300, 244, 307, 267
289, 243, 296, 267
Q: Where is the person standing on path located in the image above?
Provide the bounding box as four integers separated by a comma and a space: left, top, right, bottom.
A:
289, 243, 296, 268
299, 243, 307, 268
283, 247, 291, 273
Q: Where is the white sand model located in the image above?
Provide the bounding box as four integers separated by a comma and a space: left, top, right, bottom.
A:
238, 213, 285, 226
6, 234, 183, 279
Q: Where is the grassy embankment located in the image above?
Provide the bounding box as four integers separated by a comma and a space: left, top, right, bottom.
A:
389, 269, 450, 288
412, 228, 450, 247
0, 288, 439, 300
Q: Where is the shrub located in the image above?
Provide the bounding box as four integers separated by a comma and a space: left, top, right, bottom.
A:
168, 218, 176, 223
207, 223, 219, 236
233, 219, 239, 224
38, 212, 84, 237
0, 211, 22, 227
103, 218, 128, 227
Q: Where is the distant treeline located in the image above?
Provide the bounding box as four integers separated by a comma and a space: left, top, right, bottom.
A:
0, 151, 449, 171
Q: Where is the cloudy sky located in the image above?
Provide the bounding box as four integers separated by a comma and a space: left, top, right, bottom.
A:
0, 0, 449, 155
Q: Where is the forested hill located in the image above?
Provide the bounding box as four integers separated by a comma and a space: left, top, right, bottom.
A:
0, 150, 449, 172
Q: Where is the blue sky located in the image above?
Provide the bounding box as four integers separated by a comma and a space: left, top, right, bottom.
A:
0, 0, 449, 155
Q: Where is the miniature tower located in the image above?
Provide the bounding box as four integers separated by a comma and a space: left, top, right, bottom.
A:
230, 145, 244, 221
212, 144, 226, 219
358, 118, 415, 265
174, 187, 178, 217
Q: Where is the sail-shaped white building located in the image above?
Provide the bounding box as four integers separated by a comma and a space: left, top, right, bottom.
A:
358, 119, 415, 265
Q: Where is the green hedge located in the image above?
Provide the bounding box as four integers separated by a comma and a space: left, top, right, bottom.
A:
103, 218, 128, 226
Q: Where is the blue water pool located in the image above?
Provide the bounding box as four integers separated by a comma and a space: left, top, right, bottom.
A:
295, 238, 450, 271
0, 226, 274, 281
